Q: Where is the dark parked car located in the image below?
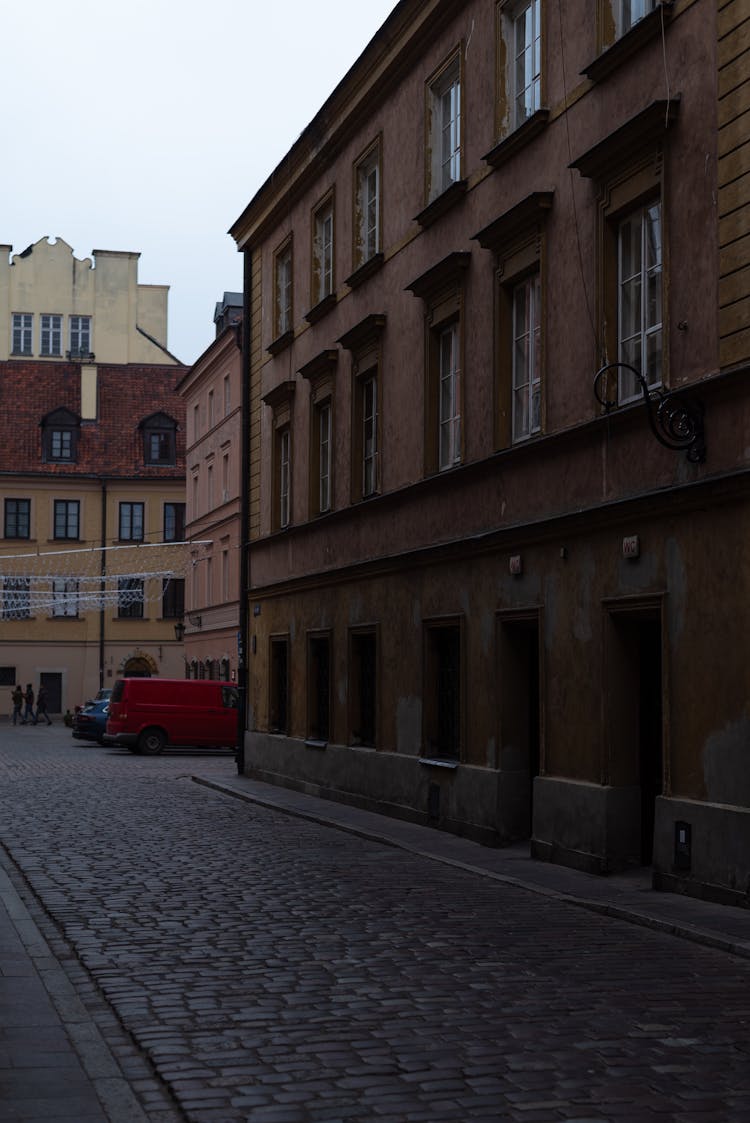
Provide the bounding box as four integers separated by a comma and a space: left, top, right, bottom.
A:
72, 698, 110, 744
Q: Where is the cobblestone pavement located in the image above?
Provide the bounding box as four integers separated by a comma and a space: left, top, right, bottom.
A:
1, 724, 749, 1123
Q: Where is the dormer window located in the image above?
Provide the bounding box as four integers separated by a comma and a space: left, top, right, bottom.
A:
140, 412, 177, 466
41, 408, 80, 463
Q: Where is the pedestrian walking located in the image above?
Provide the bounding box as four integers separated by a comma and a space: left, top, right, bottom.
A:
34, 684, 52, 726
11, 684, 23, 725
21, 683, 34, 725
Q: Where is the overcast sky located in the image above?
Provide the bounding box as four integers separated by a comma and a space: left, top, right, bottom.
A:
1, 0, 399, 366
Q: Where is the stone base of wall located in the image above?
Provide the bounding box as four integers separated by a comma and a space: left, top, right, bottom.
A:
653, 796, 750, 909
531, 775, 641, 875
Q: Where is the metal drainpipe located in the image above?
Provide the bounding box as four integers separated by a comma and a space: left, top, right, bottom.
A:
236, 249, 252, 774
99, 479, 107, 690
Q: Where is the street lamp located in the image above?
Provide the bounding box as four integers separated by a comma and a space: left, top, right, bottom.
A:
173, 618, 185, 642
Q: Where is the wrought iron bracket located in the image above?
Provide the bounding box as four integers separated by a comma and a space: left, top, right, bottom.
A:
593, 362, 706, 463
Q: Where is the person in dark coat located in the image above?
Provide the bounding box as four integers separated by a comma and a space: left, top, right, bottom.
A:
22, 683, 34, 724
11, 685, 23, 725
34, 684, 52, 726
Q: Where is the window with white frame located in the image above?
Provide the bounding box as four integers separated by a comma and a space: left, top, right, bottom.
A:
223, 374, 231, 416
54, 500, 79, 540
279, 427, 291, 529
512, 273, 541, 441
618, 0, 656, 36
618, 201, 662, 403
512, 0, 541, 127
429, 55, 461, 200
362, 375, 378, 498
312, 198, 334, 304
439, 322, 461, 470
12, 313, 33, 355
318, 401, 332, 514
275, 240, 293, 337
52, 578, 79, 617
69, 315, 91, 356
355, 146, 380, 265
40, 314, 62, 356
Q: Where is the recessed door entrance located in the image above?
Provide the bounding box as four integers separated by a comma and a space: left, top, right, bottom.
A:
499, 615, 541, 838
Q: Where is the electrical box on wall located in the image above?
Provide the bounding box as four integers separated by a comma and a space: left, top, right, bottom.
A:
674, 820, 692, 871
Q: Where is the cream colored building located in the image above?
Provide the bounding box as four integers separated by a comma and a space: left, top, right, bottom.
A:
0, 237, 187, 715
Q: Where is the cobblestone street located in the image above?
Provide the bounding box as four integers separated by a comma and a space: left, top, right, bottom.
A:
1, 723, 749, 1122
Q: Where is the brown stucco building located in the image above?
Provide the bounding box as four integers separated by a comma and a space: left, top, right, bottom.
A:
230, 0, 750, 905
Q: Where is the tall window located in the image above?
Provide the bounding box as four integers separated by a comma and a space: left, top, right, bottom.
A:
428, 55, 461, 200
140, 413, 176, 465
307, 633, 331, 742
208, 390, 215, 429
512, 0, 541, 127
355, 145, 380, 266
2, 578, 30, 620
619, 0, 656, 36
69, 315, 91, 357
4, 499, 30, 539
119, 502, 144, 541
52, 578, 78, 618
40, 314, 62, 356
54, 500, 79, 540
269, 636, 290, 734
512, 273, 541, 441
12, 313, 33, 355
162, 578, 184, 619
362, 376, 378, 498
164, 502, 185, 542
349, 630, 377, 747
424, 621, 462, 760
318, 402, 332, 514
312, 197, 334, 304
223, 374, 231, 416
278, 428, 291, 529
118, 577, 144, 619
439, 323, 461, 471
618, 202, 662, 402
42, 408, 79, 463
274, 240, 293, 338
221, 549, 229, 600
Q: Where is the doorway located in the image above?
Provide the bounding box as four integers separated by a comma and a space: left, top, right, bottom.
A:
607, 606, 663, 865
499, 615, 541, 837
40, 672, 62, 714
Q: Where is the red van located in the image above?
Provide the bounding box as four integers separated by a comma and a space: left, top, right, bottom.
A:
105, 678, 239, 754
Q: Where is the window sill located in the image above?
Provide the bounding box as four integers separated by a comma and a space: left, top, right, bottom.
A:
305, 738, 328, 750
419, 756, 459, 770
483, 109, 550, 169
305, 293, 337, 325
414, 179, 467, 229
345, 253, 384, 290
267, 329, 294, 357
582, 2, 674, 84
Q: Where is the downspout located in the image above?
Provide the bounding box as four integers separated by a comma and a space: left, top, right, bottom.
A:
99, 479, 107, 690
236, 249, 252, 774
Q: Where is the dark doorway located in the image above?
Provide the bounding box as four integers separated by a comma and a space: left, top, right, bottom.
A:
637, 618, 663, 864
307, 634, 331, 742
41, 671, 62, 713
499, 616, 540, 837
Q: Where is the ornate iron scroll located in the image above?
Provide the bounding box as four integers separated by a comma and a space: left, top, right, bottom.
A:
593, 362, 705, 463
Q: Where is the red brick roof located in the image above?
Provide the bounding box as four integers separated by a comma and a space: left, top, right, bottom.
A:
0, 361, 187, 478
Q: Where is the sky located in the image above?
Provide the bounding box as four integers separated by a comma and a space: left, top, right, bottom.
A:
1, 0, 399, 366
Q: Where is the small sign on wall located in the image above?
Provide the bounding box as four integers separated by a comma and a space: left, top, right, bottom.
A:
509, 554, 523, 576
622, 535, 640, 559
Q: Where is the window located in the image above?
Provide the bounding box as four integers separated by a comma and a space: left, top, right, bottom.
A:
40, 314, 62, 356
618, 202, 662, 402
307, 633, 331, 742
312, 195, 334, 305
140, 413, 177, 465
54, 500, 79, 540
205, 556, 213, 605
69, 316, 91, 357
407, 253, 469, 475
424, 621, 462, 760
339, 314, 385, 502
221, 548, 229, 600
207, 462, 214, 510
349, 629, 377, 747
474, 191, 552, 449
2, 578, 30, 620
618, 0, 656, 36
193, 403, 200, 441
4, 499, 30, 539
162, 578, 185, 619
208, 390, 215, 429
269, 636, 290, 734
12, 313, 33, 355
274, 238, 293, 339
512, 273, 542, 440
300, 349, 337, 518
42, 408, 79, 463
222, 453, 230, 501
438, 322, 461, 471
511, 0, 541, 127
119, 502, 144, 541
354, 144, 381, 267
317, 402, 332, 514
164, 502, 185, 542
118, 577, 144, 618
586, 1, 671, 79
278, 428, 291, 529
52, 578, 78, 618
223, 374, 231, 417
427, 53, 461, 201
